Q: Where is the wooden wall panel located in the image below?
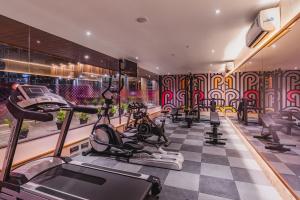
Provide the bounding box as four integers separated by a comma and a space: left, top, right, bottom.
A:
0, 15, 118, 71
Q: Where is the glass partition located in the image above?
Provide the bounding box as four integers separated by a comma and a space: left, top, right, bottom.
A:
0, 18, 31, 147
0, 16, 117, 147
145, 78, 159, 106
0, 15, 160, 148
0, 63, 110, 148
120, 76, 160, 108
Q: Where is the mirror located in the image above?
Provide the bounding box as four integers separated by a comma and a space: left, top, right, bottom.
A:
231, 18, 300, 198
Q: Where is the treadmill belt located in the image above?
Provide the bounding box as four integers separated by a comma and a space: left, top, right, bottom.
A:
82, 163, 141, 177
36, 186, 84, 200
30, 163, 151, 200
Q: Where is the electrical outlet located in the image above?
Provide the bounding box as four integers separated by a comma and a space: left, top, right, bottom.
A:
81, 142, 89, 149
70, 145, 79, 154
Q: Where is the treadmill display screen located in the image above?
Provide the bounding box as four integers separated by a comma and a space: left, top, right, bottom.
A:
20, 85, 49, 99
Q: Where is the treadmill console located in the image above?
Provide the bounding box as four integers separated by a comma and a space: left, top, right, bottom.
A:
19, 85, 50, 99
16, 85, 68, 111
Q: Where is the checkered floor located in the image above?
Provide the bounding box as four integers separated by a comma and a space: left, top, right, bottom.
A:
229, 116, 300, 197
74, 117, 282, 200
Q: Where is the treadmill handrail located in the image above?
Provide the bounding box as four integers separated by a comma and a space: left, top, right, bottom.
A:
6, 95, 53, 122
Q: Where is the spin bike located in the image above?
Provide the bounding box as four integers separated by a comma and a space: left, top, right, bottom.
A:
83, 75, 184, 170
125, 102, 171, 147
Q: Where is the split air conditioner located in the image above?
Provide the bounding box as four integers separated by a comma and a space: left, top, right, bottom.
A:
246, 7, 280, 48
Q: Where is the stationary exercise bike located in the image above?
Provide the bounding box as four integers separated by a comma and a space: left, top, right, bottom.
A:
115, 93, 181, 163
125, 102, 142, 130
125, 102, 171, 147
83, 75, 184, 170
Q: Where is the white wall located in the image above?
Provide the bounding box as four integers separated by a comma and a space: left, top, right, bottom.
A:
280, 0, 300, 24
235, 0, 300, 70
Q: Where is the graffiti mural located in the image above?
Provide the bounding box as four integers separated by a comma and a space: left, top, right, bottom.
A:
283, 70, 300, 111
161, 73, 226, 110
161, 70, 300, 112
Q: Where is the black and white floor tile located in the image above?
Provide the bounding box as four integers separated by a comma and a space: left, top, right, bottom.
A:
229, 116, 300, 197
75, 118, 282, 200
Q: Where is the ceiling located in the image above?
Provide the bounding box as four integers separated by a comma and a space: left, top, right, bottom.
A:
0, 0, 279, 74
241, 19, 300, 72
0, 15, 119, 71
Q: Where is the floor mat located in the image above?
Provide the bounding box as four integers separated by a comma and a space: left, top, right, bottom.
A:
75, 117, 283, 200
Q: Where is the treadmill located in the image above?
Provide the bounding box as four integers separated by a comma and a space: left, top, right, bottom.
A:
0, 85, 161, 200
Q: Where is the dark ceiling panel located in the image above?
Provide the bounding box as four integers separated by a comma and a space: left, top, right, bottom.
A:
138, 67, 159, 81
0, 15, 118, 71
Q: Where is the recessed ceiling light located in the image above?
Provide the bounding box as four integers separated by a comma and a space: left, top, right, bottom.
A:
36, 40, 41, 44
86, 31, 91, 36
295, 67, 298, 70
271, 44, 277, 48
135, 56, 139, 60
215, 9, 221, 15
156, 67, 159, 70
136, 17, 148, 23
211, 49, 215, 53
84, 55, 90, 59
167, 72, 170, 75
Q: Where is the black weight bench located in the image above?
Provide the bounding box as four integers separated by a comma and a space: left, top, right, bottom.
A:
185, 115, 193, 128
205, 112, 226, 145
254, 114, 296, 152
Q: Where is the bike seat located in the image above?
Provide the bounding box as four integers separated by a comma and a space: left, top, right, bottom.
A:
123, 141, 144, 150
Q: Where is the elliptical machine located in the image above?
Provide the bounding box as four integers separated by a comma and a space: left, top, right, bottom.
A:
83, 74, 184, 170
